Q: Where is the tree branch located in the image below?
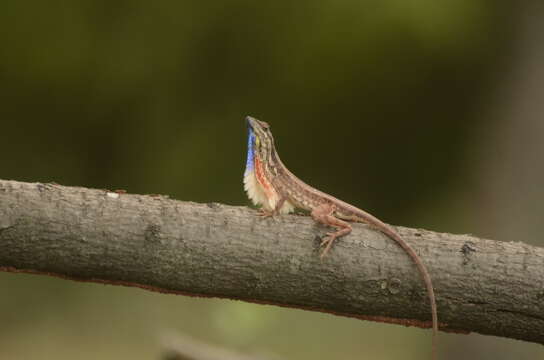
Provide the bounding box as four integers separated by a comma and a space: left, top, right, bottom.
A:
1, 179, 543, 344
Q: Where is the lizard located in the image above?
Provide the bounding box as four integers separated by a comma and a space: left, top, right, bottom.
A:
243, 115, 438, 359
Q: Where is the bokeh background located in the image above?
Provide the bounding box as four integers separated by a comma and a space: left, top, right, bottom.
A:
1, 1, 543, 359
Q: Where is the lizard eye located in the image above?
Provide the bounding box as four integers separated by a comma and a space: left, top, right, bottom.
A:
259, 120, 270, 130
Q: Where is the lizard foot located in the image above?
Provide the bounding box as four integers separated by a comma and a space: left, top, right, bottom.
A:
257, 208, 275, 218
319, 233, 338, 258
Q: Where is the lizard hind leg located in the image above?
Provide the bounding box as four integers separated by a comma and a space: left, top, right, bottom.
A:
311, 203, 352, 258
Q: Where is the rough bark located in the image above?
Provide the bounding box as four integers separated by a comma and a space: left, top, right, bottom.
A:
0, 179, 543, 344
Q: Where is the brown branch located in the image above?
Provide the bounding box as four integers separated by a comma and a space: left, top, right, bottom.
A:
0, 179, 543, 344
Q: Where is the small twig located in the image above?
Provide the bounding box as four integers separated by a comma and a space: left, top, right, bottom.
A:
161, 332, 281, 360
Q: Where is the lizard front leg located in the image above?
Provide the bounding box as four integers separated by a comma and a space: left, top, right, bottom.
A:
257, 196, 286, 218
311, 203, 352, 258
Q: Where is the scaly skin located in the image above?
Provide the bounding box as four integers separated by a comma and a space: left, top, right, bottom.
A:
243, 116, 438, 359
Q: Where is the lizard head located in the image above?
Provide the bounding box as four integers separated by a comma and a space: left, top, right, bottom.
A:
245, 116, 275, 168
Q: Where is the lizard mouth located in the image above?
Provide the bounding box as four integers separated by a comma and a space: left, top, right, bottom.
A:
245, 115, 258, 129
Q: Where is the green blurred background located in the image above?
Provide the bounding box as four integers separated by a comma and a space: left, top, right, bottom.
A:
1, 1, 543, 359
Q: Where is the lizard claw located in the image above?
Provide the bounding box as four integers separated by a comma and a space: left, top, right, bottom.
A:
319, 236, 332, 247
320, 233, 337, 245
257, 208, 275, 218
319, 234, 337, 259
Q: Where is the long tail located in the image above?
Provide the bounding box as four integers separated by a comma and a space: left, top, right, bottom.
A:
356, 210, 438, 359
